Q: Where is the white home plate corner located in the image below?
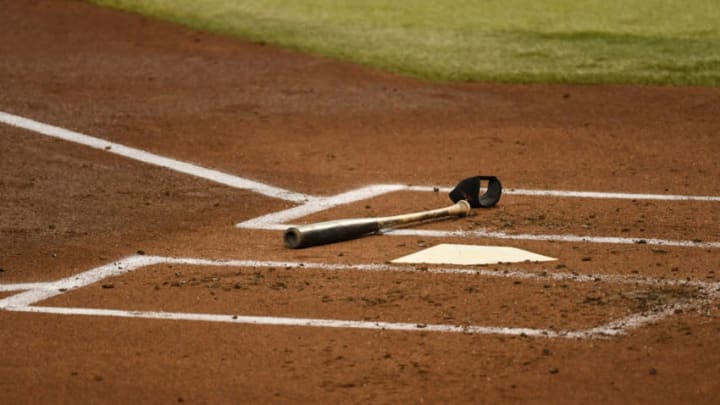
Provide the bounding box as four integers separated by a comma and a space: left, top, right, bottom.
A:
392, 244, 556, 266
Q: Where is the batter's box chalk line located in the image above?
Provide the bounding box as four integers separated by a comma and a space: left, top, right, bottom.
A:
0, 255, 718, 339
235, 184, 720, 249
2, 111, 719, 249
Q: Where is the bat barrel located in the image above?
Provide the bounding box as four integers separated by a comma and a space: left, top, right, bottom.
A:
284, 218, 382, 249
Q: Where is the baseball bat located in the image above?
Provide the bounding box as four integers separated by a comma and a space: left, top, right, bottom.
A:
284, 200, 471, 249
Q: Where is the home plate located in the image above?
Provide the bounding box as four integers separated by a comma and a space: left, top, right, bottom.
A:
391, 244, 556, 266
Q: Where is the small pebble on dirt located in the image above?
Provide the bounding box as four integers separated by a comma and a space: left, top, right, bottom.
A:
542, 348, 552, 356
649, 368, 657, 375
0, 267, 5, 273
102, 283, 114, 289
136, 250, 145, 255
582, 257, 592, 262
549, 368, 559, 374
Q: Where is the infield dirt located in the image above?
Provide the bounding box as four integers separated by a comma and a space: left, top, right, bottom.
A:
1, 1, 719, 403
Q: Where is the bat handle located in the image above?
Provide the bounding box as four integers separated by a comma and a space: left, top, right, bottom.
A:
378, 199, 471, 228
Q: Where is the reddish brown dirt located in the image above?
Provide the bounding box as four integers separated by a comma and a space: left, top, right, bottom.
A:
1, 0, 720, 403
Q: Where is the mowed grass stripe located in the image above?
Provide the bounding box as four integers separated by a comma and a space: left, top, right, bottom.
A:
87, 0, 720, 85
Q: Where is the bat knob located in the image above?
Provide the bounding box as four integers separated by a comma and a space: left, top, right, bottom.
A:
284, 227, 303, 249
456, 199, 471, 216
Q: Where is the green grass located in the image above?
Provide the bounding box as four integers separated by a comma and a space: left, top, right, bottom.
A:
87, 0, 720, 86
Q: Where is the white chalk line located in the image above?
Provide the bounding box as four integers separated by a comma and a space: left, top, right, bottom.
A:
0, 111, 312, 203
4, 111, 720, 205
11, 303, 688, 339
237, 184, 408, 229
149, 256, 718, 291
4, 305, 565, 337
0, 282, 54, 292
387, 229, 720, 249
1, 255, 717, 339
2, 115, 718, 331
237, 186, 720, 249
246, 222, 720, 249
0, 256, 165, 308
4, 111, 719, 248
408, 186, 720, 202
